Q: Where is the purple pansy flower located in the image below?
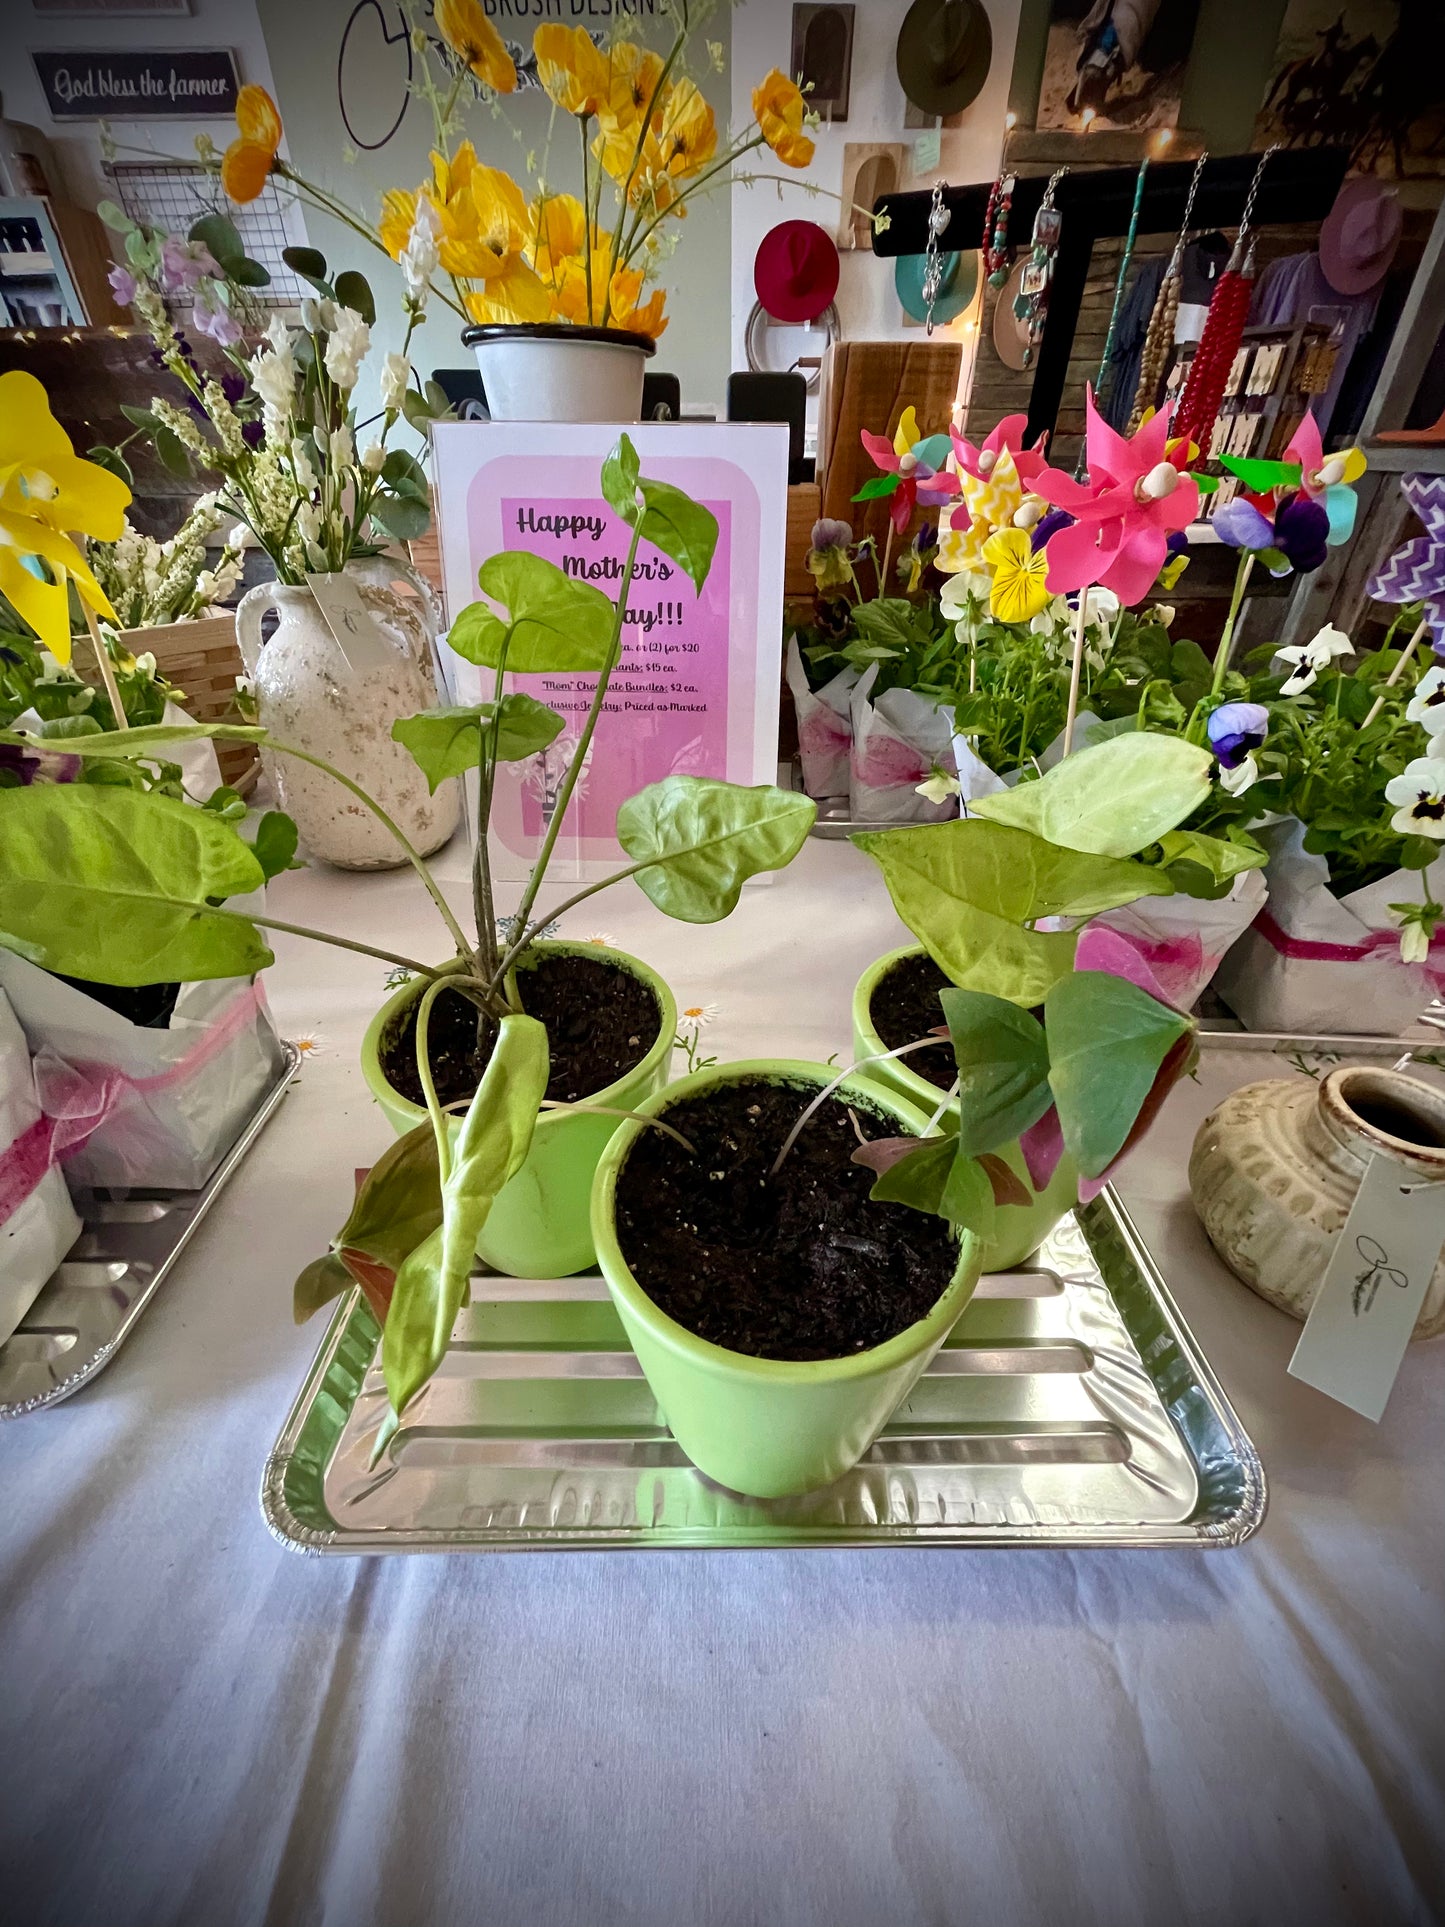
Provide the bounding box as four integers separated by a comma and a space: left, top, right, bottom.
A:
811, 518, 852, 551
1272, 491, 1330, 574
1213, 497, 1275, 552
1206, 701, 1269, 769
1031, 506, 1074, 552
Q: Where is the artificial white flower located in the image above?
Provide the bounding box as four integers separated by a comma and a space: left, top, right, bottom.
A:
380, 351, 411, 414
1218, 753, 1259, 796
400, 197, 441, 303
1400, 921, 1430, 965
323, 306, 370, 389
1275, 623, 1354, 697
296, 501, 323, 545
292, 1028, 328, 1060
1385, 757, 1445, 838
262, 314, 294, 358
1406, 664, 1445, 735
251, 347, 296, 435
329, 424, 354, 471
582, 932, 615, 948
299, 296, 323, 333
678, 1002, 720, 1027
916, 769, 962, 805
360, 439, 386, 475
290, 439, 317, 493
229, 524, 249, 549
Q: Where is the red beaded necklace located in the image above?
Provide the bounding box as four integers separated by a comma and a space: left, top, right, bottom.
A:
1174, 147, 1278, 458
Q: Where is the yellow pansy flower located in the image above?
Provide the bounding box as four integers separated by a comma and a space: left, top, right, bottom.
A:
752, 70, 814, 169
0, 371, 129, 664
982, 528, 1052, 625
435, 0, 517, 93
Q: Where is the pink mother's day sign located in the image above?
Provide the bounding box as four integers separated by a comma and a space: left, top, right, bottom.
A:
431, 423, 788, 882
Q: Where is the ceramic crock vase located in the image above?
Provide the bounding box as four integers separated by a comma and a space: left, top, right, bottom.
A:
460, 323, 655, 423
852, 946, 1077, 1271
591, 1060, 984, 1499
362, 942, 677, 1279
1190, 1065, 1445, 1339
235, 558, 459, 870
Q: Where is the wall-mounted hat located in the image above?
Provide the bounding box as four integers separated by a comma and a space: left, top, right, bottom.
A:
1319, 176, 1402, 297
896, 0, 993, 119
895, 246, 978, 325
754, 220, 841, 324
991, 260, 1031, 370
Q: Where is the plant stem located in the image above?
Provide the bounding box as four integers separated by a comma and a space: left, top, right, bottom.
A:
1209, 550, 1256, 696
1361, 616, 1430, 730
414, 975, 453, 1186
486, 856, 656, 998
80, 598, 128, 731
1062, 592, 1089, 757
581, 115, 596, 321
768, 1038, 949, 1180
207, 905, 441, 978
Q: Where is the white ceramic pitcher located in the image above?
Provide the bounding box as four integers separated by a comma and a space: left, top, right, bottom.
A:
236, 558, 459, 871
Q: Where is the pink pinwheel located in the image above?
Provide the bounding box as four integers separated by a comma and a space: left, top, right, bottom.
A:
1219, 408, 1366, 546
1032, 387, 1200, 608
856, 405, 960, 535
950, 411, 1049, 488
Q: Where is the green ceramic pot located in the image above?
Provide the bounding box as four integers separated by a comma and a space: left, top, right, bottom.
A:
590, 1059, 984, 1498
361, 941, 676, 1279
852, 945, 1077, 1271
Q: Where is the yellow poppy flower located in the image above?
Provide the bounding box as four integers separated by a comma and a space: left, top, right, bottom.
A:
529, 193, 589, 277
653, 79, 717, 180
602, 41, 665, 131
752, 70, 815, 169
435, 0, 516, 93
982, 527, 1051, 625
221, 84, 282, 205
0, 371, 129, 664
546, 251, 667, 336
467, 165, 531, 274
463, 256, 550, 326
534, 25, 626, 119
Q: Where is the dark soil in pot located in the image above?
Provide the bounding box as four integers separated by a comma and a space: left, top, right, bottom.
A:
869, 951, 955, 1091
614, 1080, 960, 1361
381, 952, 661, 1108
52, 973, 181, 1029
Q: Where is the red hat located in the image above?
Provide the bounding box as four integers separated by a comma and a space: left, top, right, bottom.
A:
1320, 177, 1401, 297
754, 221, 840, 324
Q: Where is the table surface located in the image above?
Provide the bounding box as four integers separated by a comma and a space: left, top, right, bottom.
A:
4, 833, 1443, 1927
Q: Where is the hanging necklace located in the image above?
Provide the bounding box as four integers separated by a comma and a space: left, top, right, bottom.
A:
1126, 150, 1207, 435
1174, 145, 1278, 459
922, 181, 952, 337
982, 168, 1015, 287
1012, 166, 1068, 367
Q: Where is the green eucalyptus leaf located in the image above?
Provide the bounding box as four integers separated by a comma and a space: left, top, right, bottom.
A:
600, 432, 719, 593
449, 551, 617, 673
0, 785, 270, 986
402, 388, 437, 432
616, 776, 816, 922
937, 987, 1053, 1155
251, 810, 300, 879
87, 444, 134, 488
969, 735, 1214, 857
367, 491, 431, 543
382, 1014, 549, 1421
1043, 970, 1193, 1179
189, 212, 245, 269
381, 447, 428, 490
870, 1136, 995, 1239
228, 256, 272, 290
333, 269, 375, 324
98, 200, 131, 233
392, 696, 563, 791
282, 244, 333, 296
154, 425, 193, 478
119, 404, 162, 433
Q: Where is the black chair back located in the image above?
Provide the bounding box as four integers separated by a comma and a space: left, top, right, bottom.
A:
726, 371, 808, 482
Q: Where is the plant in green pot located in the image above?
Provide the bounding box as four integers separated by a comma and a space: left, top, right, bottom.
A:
848, 732, 1235, 1266
0, 434, 815, 1446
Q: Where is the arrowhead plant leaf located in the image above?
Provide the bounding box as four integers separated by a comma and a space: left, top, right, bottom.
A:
937, 987, 1053, 1155
392, 695, 564, 790
1043, 970, 1194, 1179
449, 551, 616, 672
969, 734, 1213, 858
617, 776, 816, 922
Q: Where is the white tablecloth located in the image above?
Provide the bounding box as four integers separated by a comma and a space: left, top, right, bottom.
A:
4, 836, 1443, 1927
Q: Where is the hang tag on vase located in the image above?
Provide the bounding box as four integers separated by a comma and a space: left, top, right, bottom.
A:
914, 126, 941, 175
305, 571, 392, 675
1287, 1153, 1445, 1420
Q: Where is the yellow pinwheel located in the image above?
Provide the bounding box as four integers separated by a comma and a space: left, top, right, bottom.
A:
0, 371, 130, 664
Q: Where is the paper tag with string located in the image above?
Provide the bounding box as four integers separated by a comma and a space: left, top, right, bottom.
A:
1287, 1152, 1445, 1420
305, 571, 392, 674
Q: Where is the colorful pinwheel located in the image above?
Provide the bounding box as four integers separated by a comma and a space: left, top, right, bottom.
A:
1366, 475, 1445, 649
856, 405, 960, 536
1218, 407, 1366, 549
949, 412, 1048, 488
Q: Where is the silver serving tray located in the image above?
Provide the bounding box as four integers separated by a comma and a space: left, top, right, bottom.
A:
262, 1189, 1266, 1554
0, 1042, 300, 1418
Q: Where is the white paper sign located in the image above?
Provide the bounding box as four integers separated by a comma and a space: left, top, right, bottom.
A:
1288, 1154, 1445, 1421
430, 421, 788, 884
305, 570, 393, 674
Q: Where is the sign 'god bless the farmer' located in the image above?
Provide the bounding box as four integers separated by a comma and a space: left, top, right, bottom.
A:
431, 422, 788, 882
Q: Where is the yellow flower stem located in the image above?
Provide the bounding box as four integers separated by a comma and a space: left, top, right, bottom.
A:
1361, 616, 1430, 730
1062, 591, 1089, 758
622, 132, 767, 270
603, 27, 688, 299
580, 115, 596, 322
80, 596, 128, 731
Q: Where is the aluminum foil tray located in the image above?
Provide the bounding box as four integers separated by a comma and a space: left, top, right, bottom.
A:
262, 1190, 1265, 1553
0, 1043, 300, 1419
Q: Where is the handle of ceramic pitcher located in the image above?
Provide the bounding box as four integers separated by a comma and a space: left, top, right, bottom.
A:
352, 553, 451, 690
233, 580, 277, 678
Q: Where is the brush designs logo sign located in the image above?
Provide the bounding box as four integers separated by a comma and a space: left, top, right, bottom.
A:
31, 49, 240, 121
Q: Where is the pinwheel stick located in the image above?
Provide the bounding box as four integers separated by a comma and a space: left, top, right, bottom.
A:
80, 598, 129, 732
1062, 591, 1089, 757
1361, 616, 1430, 730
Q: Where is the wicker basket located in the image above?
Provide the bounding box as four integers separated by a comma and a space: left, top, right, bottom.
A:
119, 613, 257, 793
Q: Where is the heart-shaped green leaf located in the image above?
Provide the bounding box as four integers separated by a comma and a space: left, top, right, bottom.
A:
617, 776, 815, 922
937, 987, 1052, 1155
600, 432, 718, 592
250, 810, 300, 879
0, 785, 269, 985
293, 1253, 355, 1324
382, 1013, 550, 1421
869, 1136, 995, 1239
969, 734, 1213, 857
392, 695, 563, 790
336, 1121, 445, 1274
1043, 970, 1193, 1179
449, 551, 617, 672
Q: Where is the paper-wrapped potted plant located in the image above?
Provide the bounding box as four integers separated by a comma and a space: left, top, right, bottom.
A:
1, 436, 815, 1447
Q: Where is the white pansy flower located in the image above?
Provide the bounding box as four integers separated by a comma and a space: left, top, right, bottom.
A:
1401, 921, 1430, 965
1406, 663, 1445, 735
939, 569, 991, 617
360, 439, 386, 474
1080, 585, 1121, 627
1385, 758, 1445, 838
1275, 622, 1353, 697
380, 351, 411, 414
323, 306, 370, 389
1152, 603, 1176, 628
1219, 754, 1259, 797
400, 198, 441, 303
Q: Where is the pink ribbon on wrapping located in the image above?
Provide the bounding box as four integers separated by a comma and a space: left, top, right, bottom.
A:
1252, 908, 1445, 988
0, 980, 266, 1224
